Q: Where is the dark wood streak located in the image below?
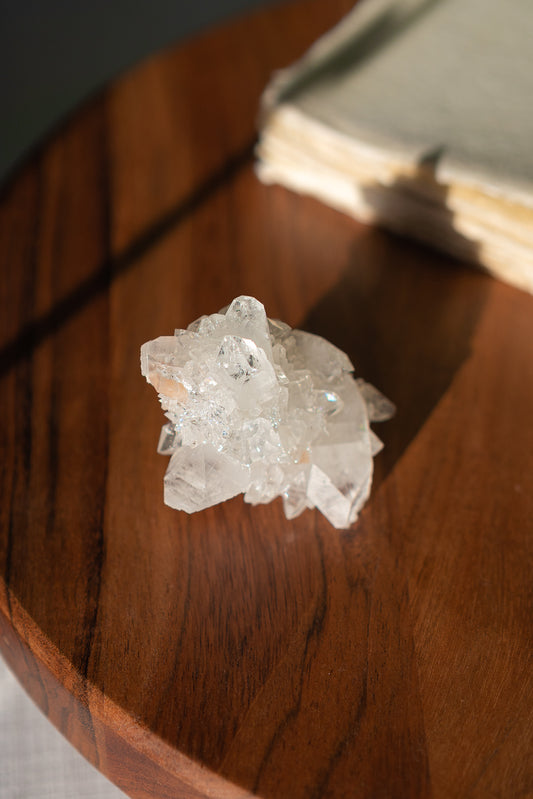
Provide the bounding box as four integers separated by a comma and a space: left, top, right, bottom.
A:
74, 96, 112, 685
310, 662, 369, 799
0, 138, 255, 381
4, 158, 40, 608
71, 99, 114, 769
155, 515, 194, 734
4, 162, 57, 722
253, 520, 329, 794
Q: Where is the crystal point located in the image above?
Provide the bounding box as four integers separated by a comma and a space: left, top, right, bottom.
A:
141, 296, 394, 528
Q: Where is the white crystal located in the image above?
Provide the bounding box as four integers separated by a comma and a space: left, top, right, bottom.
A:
141, 296, 394, 529
164, 444, 250, 513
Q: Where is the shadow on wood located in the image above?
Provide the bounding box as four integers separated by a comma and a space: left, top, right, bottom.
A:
302, 163, 490, 486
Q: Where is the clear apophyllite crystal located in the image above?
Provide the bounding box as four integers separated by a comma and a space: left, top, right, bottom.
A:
140, 296, 394, 529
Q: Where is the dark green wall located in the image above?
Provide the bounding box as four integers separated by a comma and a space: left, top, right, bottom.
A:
0, 0, 273, 180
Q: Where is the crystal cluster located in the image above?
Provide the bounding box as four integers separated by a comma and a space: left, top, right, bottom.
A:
141, 296, 394, 528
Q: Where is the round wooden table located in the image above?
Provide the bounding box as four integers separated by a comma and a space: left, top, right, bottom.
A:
1, 1, 532, 797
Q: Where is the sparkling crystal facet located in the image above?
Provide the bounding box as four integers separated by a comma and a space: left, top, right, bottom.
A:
141, 295, 394, 528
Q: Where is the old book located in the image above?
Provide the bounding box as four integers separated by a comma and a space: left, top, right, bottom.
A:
257, 0, 533, 294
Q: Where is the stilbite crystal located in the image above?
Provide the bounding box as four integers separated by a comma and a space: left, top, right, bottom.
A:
141, 296, 394, 528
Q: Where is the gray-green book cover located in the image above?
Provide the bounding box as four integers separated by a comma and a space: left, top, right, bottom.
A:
258, 0, 533, 293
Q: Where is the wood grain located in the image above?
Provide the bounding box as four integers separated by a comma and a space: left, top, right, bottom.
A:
1, 1, 532, 797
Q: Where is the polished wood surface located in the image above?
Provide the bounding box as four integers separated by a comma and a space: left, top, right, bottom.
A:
1, 1, 532, 797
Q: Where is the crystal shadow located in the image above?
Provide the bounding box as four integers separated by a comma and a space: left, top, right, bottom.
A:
301, 175, 490, 487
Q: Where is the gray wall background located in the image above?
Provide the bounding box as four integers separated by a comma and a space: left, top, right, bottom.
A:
0, 0, 274, 181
